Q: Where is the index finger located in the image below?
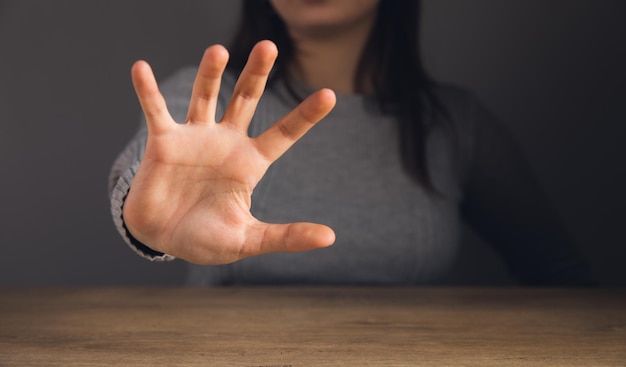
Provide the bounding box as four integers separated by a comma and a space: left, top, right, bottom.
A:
254, 88, 336, 162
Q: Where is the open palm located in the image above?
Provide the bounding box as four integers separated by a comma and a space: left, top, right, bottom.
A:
123, 41, 336, 264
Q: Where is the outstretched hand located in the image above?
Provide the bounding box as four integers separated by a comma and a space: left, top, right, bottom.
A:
123, 40, 336, 264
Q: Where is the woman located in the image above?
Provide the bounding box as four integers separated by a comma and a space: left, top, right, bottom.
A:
110, 0, 590, 285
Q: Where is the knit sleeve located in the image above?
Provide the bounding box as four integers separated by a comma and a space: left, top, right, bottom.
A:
108, 66, 205, 261
454, 91, 593, 285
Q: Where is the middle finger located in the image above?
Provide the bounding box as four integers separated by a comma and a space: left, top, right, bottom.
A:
221, 40, 278, 131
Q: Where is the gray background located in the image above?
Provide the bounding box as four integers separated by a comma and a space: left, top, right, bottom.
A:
0, 0, 624, 286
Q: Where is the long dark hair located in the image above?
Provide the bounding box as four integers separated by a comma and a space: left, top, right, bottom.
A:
228, 0, 446, 193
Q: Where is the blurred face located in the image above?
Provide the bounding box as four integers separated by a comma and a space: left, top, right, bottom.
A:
269, 0, 380, 38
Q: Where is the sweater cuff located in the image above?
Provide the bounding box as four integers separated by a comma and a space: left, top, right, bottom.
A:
110, 161, 176, 262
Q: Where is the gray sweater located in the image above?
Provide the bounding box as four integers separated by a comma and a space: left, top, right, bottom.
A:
110, 68, 590, 286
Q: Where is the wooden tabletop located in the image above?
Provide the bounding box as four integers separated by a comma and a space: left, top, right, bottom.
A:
1, 287, 625, 366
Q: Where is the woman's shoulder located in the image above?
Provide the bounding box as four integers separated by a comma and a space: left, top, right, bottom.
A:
430, 82, 501, 134
429, 83, 512, 171
431, 83, 479, 118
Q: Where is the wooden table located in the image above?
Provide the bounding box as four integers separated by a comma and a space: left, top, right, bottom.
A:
1, 287, 625, 366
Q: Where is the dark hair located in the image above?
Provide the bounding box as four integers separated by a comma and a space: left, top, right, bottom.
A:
229, 0, 446, 193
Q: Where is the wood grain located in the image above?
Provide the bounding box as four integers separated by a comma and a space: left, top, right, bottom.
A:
1, 287, 625, 366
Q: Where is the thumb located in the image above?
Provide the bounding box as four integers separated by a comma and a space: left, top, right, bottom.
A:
245, 222, 336, 256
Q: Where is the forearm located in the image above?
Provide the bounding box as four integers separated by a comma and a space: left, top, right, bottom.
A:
109, 128, 175, 261
461, 93, 593, 285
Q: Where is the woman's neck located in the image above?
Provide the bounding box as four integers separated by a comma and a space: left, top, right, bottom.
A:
287, 17, 376, 95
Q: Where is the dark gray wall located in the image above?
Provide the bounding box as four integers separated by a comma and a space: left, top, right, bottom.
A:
1, 1, 624, 286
